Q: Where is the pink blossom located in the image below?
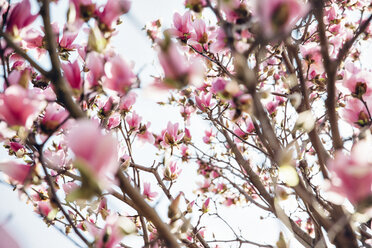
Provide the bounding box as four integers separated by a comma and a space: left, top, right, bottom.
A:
59, 29, 79, 51
85, 52, 104, 87
0, 226, 20, 248
0, 85, 44, 129
87, 214, 136, 248
6, 0, 38, 35
107, 113, 121, 129
97, 0, 131, 30
161, 122, 184, 147
202, 198, 210, 213
9, 141, 26, 157
66, 120, 119, 180
266, 101, 278, 115
143, 182, 158, 200
69, 0, 96, 22
62, 182, 79, 195
210, 28, 227, 53
328, 139, 372, 204
0, 161, 31, 184
119, 91, 137, 112
180, 105, 195, 123
256, 0, 309, 37
341, 97, 372, 127
38, 201, 52, 217
44, 147, 67, 169
164, 161, 182, 181
181, 144, 190, 161
220, 0, 244, 23
185, 0, 207, 12
203, 129, 215, 144
195, 92, 214, 111
61, 60, 82, 90
169, 11, 193, 43
158, 41, 200, 88
125, 111, 142, 131
343, 71, 372, 98
233, 117, 254, 139
104, 55, 136, 95
188, 19, 213, 52
24, 29, 46, 58
210, 78, 228, 94
300, 42, 324, 79
41, 103, 70, 133
137, 122, 155, 144
184, 127, 192, 141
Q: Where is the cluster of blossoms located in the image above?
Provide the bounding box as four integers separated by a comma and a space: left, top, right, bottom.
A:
0, 0, 372, 247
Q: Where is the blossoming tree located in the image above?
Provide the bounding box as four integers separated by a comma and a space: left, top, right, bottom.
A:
0, 0, 372, 247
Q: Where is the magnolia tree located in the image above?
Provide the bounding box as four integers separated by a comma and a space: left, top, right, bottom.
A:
0, 0, 372, 247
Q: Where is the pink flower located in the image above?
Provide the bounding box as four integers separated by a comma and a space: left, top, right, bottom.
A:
180, 105, 195, 123
119, 91, 137, 112
169, 11, 193, 43
202, 198, 210, 213
24, 29, 46, 58
137, 122, 155, 144
44, 147, 67, 169
164, 161, 182, 181
0, 226, 20, 248
143, 182, 158, 200
107, 113, 121, 129
343, 71, 372, 98
0, 85, 44, 129
6, 0, 38, 35
9, 142, 26, 157
195, 92, 214, 111
0, 161, 31, 184
328, 139, 372, 205
125, 111, 142, 131
210, 28, 227, 53
220, 0, 243, 23
59, 29, 79, 51
85, 52, 104, 87
157, 41, 200, 89
188, 19, 211, 52
104, 55, 136, 95
97, 0, 131, 30
266, 101, 278, 115
61, 60, 82, 90
341, 97, 372, 127
203, 129, 215, 144
185, 0, 207, 12
91, 214, 136, 248
69, 0, 96, 23
300, 42, 323, 79
256, 0, 309, 37
66, 120, 119, 180
161, 122, 184, 147
62, 182, 79, 195
233, 117, 254, 139
184, 127, 192, 142
38, 201, 52, 217
41, 103, 70, 133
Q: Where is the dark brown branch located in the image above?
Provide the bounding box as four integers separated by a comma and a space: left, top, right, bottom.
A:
336, 14, 372, 67
313, 1, 343, 150
0, 31, 49, 76
286, 43, 330, 178
40, 0, 85, 119
116, 171, 180, 248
